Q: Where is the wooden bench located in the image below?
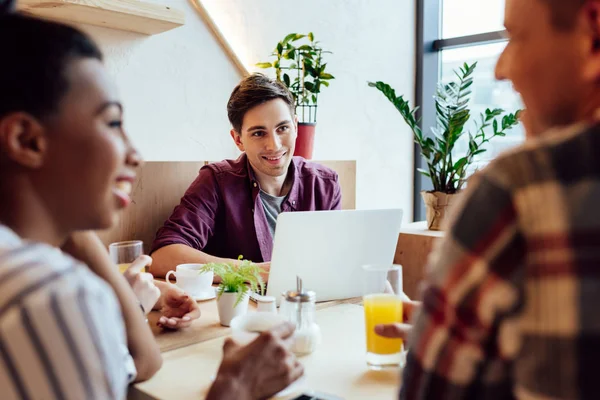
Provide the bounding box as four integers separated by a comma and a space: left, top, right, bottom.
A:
97, 160, 357, 251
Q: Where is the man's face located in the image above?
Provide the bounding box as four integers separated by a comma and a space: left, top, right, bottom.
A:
231, 99, 297, 178
496, 0, 600, 136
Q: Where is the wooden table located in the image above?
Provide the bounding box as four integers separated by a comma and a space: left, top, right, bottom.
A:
128, 218, 440, 399
147, 296, 363, 353
131, 303, 401, 400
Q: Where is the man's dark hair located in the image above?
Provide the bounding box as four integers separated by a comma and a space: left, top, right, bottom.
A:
227, 73, 295, 133
0, 13, 103, 119
542, 0, 586, 30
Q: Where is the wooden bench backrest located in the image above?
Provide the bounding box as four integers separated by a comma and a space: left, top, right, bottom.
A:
97, 160, 357, 250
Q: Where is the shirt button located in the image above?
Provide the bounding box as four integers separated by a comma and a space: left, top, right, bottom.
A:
253, 182, 257, 188
252, 208, 255, 213
292, 200, 296, 205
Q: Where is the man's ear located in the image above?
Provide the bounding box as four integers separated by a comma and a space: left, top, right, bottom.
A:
230, 129, 245, 152
0, 112, 48, 169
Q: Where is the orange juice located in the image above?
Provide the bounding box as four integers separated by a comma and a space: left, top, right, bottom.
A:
118, 263, 131, 274
364, 293, 403, 355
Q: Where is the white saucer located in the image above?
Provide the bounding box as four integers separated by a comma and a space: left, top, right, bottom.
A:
191, 287, 216, 301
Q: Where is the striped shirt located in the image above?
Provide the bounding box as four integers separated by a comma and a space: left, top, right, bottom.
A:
0, 225, 136, 400
402, 121, 600, 399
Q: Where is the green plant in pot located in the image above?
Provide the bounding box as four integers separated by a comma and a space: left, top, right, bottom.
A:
257, 32, 334, 159
368, 62, 521, 230
199, 257, 265, 326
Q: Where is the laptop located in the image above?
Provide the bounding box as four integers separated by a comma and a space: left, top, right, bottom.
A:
265, 209, 403, 304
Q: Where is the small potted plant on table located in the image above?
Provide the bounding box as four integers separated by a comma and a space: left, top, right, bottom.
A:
200, 257, 265, 326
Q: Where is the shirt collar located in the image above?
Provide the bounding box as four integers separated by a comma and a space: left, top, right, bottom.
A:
284, 159, 299, 209
244, 154, 300, 209
0, 224, 73, 261
0, 223, 23, 246
244, 153, 258, 183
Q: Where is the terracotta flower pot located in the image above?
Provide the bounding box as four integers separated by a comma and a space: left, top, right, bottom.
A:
421, 191, 459, 231
294, 122, 316, 159
217, 291, 250, 327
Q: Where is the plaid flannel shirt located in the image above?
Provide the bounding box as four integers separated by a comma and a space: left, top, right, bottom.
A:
401, 121, 600, 400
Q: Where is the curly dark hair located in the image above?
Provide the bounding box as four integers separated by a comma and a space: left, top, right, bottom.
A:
0, 13, 103, 119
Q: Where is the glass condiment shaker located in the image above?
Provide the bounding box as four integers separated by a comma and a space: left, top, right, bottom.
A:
280, 289, 321, 355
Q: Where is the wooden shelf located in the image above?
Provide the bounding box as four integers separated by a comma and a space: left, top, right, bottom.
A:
18, 0, 185, 35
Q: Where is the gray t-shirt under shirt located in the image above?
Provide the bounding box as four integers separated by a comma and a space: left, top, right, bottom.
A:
260, 190, 286, 238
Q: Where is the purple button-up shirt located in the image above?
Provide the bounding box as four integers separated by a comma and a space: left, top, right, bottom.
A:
150, 154, 342, 263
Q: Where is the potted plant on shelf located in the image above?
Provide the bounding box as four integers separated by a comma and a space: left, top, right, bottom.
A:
199, 257, 265, 326
257, 32, 334, 159
368, 62, 521, 230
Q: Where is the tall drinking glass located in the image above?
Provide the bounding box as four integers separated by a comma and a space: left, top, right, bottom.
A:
109, 240, 143, 273
363, 264, 404, 369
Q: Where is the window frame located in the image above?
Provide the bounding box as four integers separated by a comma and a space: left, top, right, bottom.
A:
413, 0, 508, 221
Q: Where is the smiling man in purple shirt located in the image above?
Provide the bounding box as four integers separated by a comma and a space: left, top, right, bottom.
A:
149, 74, 341, 278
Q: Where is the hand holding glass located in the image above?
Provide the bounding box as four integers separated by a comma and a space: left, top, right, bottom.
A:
109, 240, 144, 273
363, 264, 405, 369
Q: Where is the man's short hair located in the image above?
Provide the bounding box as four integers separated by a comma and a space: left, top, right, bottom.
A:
542, 0, 586, 30
227, 73, 295, 133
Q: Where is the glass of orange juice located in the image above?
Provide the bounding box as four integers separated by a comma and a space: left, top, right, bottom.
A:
109, 240, 143, 273
363, 264, 404, 369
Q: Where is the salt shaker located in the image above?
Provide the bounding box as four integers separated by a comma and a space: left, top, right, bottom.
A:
280, 280, 321, 355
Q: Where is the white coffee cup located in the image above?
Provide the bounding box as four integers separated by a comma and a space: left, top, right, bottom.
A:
256, 296, 277, 313
165, 264, 213, 297
230, 313, 287, 345
229, 313, 306, 397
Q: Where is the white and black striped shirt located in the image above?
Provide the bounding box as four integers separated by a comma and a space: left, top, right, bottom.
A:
0, 225, 136, 400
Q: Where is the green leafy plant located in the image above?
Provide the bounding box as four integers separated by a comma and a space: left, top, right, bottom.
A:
257, 32, 334, 123
368, 62, 521, 193
199, 256, 265, 306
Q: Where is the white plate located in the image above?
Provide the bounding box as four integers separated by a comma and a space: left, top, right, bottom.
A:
192, 287, 216, 301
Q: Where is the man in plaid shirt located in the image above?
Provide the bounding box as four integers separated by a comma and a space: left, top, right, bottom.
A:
399, 0, 600, 398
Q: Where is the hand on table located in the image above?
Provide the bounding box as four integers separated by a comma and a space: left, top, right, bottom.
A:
154, 282, 201, 330
122, 255, 161, 314
207, 322, 303, 400
374, 300, 421, 345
